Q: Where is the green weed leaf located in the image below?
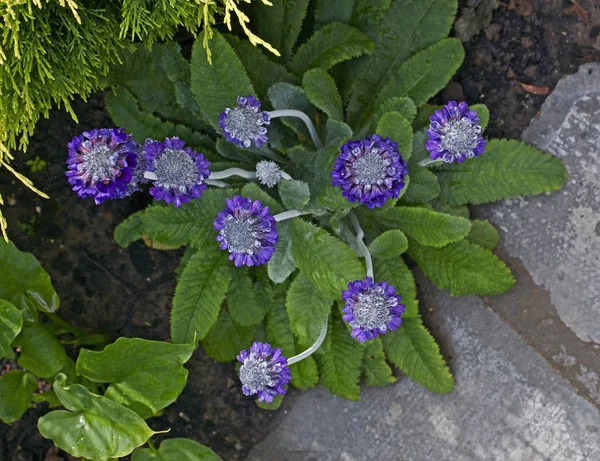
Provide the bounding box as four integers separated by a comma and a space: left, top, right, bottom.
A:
0, 371, 37, 423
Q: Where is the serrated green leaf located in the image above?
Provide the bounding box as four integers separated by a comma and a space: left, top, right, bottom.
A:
377, 38, 465, 108
326, 119, 353, 147
227, 270, 265, 326
171, 247, 232, 343
215, 138, 260, 164
289, 22, 375, 76
368, 230, 408, 259
0, 300, 22, 357
466, 220, 500, 251
114, 211, 145, 248
414, 104, 442, 131
190, 31, 254, 129
373, 206, 471, 247
241, 183, 284, 214
291, 354, 319, 390
38, 374, 156, 461
0, 239, 59, 313
76, 338, 194, 419
408, 240, 515, 296
371, 97, 417, 134
291, 219, 364, 299
376, 112, 413, 159
256, 0, 310, 62
401, 162, 441, 204
318, 316, 363, 400
175, 248, 196, 281
287, 273, 333, 345
314, 0, 355, 26
278, 180, 311, 210
267, 303, 296, 357
0, 371, 37, 423
202, 311, 256, 362
132, 438, 223, 461
143, 188, 235, 249
302, 69, 343, 120
267, 220, 296, 284
373, 257, 418, 318
436, 139, 568, 205
430, 199, 470, 219
471, 103, 490, 132
383, 317, 454, 393
268, 83, 316, 138
363, 338, 396, 386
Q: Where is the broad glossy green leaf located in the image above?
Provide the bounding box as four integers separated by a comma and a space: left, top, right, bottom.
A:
368, 230, 408, 259
0, 371, 37, 423
287, 273, 332, 345
267, 220, 296, 284
278, 179, 310, 210
0, 239, 59, 313
383, 317, 454, 393
202, 310, 256, 362
38, 374, 156, 461
373, 257, 418, 318
376, 112, 413, 159
0, 300, 22, 357
302, 69, 343, 121
114, 211, 145, 248
15, 321, 72, 378
227, 270, 265, 326
363, 338, 396, 386
132, 438, 223, 461
466, 219, 499, 250
436, 139, 568, 205
76, 338, 194, 419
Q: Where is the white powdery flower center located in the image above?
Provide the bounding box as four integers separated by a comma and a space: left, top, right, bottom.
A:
153, 149, 198, 192
440, 117, 482, 157
352, 151, 389, 185
256, 160, 282, 188
225, 106, 264, 147
82, 144, 117, 181
350, 286, 394, 331
239, 355, 274, 393
222, 215, 260, 254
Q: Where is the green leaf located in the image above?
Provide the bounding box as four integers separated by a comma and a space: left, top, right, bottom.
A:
437, 139, 568, 205
289, 23, 375, 76
202, 311, 256, 362
373, 257, 419, 318
15, 321, 72, 378
256, 394, 285, 411
190, 31, 254, 129
291, 354, 319, 390
363, 338, 396, 386
143, 188, 235, 249
267, 220, 296, 284
372, 97, 417, 133
278, 180, 311, 210
0, 300, 23, 357
467, 220, 499, 251
171, 247, 232, 343
267, 303, 296, 357
132, 438, 223, 461
401, 162, 441, 204
326, 119, 353, 147
0, 239, 59, 313
317, 316, 363, 400
287, 273, 332, 345
227, 270, 265, 326
471, 103, 490, 132
348, 0, 457, 129
38, 374, 156, 461
302, 69, 343, 120
377, 38, 465, 108
114, 211, 145, 248
314, 0, 355, 26
267, 83, 315, 138
376, 112, 414, 159
430, 199, 470, 219
407, 240, 515, 296
291, 219, 364, 299
0, 371, 37, 423
374, 206, 471, 247
256, 0, 310, 62
368, 230, 408, 259
241, 183, 284, 214
383, 317, 454, 393
76, 338, 194, 419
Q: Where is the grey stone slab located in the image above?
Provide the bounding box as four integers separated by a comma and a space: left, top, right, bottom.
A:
482, 62, 600, 344
246, 284, 600, 461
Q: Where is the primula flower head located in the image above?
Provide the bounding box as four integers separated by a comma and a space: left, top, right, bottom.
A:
237, 342, 291, 403
66, 128, 138, 204
214, 196, 278, 267
255, 160, 282, 188
342, 277, 405, 342
426, 100, 486, 163
144, 137, 210, 207
219, 95, 270, 148
331, 134, 409, 209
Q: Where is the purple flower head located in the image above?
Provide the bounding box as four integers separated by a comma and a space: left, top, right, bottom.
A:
144, 137, 210, 207
255, 160, 282, 188
219, 95, 270, 148
214, 196, 278, 267
331, 135, 409, 209
342, 277, 405, 342
124, 142, 152, 196
237, 342, 291, 403
65, 128, 138, 204
426, 100, 487, 163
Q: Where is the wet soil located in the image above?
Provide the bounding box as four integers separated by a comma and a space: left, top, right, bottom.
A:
1, 0, 599, 459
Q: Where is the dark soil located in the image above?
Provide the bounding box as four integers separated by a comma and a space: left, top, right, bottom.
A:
0, 1, 598, 460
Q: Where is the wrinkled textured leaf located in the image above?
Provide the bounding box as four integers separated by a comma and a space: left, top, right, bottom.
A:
202, 311, 256, 362
241, 183, 284, 214
291, 354, 319, 390
401, 162, 441, 204
376, 111, 413, 159
287, 273, 333, 345
278, 180, 311, 210
373, 257, 418, 318
363, 338, 396, 386
302, 68, 343, 120
368, 230, 408, 259
132, 438, 223, 461
0, 371, 37, 423
467, 219, 500, 250
326, 119, 354, 147
0, 300, 22, 357
267, 220, 296, 284
114, 211, 145, 248
370, 97, 417, 135
227, 270, 265, 326
268, 83, 316, 138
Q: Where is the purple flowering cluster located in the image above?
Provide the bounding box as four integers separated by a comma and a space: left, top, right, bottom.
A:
219, 95, 270, 148
237, 342, 291, 403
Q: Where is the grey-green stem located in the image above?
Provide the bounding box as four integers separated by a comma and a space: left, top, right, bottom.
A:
349, 211, 374, 279
287, 318, 328, 365
417, 157, 445, 167
269, 109, 323, 150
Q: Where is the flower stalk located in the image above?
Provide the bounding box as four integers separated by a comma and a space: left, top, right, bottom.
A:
268, 109, 323, 150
